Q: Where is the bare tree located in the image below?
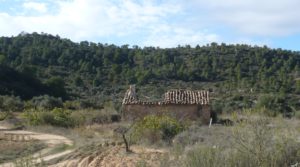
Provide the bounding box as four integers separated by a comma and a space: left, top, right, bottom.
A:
114, 125, 132, 152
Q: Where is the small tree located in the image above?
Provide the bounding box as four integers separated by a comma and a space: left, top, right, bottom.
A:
114, 126, 132, 152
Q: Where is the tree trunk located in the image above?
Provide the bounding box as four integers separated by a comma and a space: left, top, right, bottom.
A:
122, 134, 130, 152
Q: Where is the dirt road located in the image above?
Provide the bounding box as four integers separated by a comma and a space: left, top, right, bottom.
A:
0, 126, 74, 167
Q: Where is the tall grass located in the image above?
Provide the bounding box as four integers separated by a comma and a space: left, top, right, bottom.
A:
166, 113, 300, 167
185, 117, 300, 167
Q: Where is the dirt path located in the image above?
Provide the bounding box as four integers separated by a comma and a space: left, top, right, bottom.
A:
0, 126, 74, 167
49, 145, 168, 167
0, 126, 8, 130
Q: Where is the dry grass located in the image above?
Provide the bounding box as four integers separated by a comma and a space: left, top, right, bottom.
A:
4, 110, 300, 167
26, 122, 128, 148
0, 140, 45, 163
29, 112, 300, 167
163, 113, 300, 167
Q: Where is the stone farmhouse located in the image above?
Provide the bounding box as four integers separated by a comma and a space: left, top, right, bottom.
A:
122, 85, 211, 124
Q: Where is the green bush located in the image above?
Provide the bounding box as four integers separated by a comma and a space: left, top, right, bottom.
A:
40, 111, 55, 125
23, 108, 74, 128
63, 99, 104, 110
23, 108, 121, 128
30, 95, 63, 110
63, 100, 81, 110
0, 95, 24, 112
50, 108, 74, 128
23, 109, 44, 126
133, 115, 184, 144
69, 111, 86, 127
256, 94, 293, 117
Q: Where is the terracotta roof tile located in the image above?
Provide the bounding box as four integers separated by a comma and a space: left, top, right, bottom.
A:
122, 86, 209, 105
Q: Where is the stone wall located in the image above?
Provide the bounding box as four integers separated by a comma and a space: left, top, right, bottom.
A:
122, 104, 211, 124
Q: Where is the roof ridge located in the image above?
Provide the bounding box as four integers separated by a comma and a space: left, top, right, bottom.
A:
122, 86, 210, 105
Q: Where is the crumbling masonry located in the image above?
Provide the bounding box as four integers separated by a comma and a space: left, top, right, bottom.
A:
122, 85, 211, 124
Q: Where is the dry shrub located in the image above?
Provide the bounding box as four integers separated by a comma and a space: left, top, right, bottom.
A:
182, 116, 300, 167
184, 146, 227, 167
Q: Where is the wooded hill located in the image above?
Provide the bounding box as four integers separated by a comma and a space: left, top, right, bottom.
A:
0, 32, 299, 114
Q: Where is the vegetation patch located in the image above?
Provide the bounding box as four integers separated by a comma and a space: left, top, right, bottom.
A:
0, 140, 46, 163
132, 115, 185, 144
162, 114, 300, 167
22, 108, 120, 128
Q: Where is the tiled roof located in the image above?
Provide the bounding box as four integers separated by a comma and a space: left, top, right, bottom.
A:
164, 90, 209, 105
122, 87, 209, 105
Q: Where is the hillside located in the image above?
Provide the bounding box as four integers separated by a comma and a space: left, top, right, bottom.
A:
0, 65, 46, 99
0, 32, 300, 113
